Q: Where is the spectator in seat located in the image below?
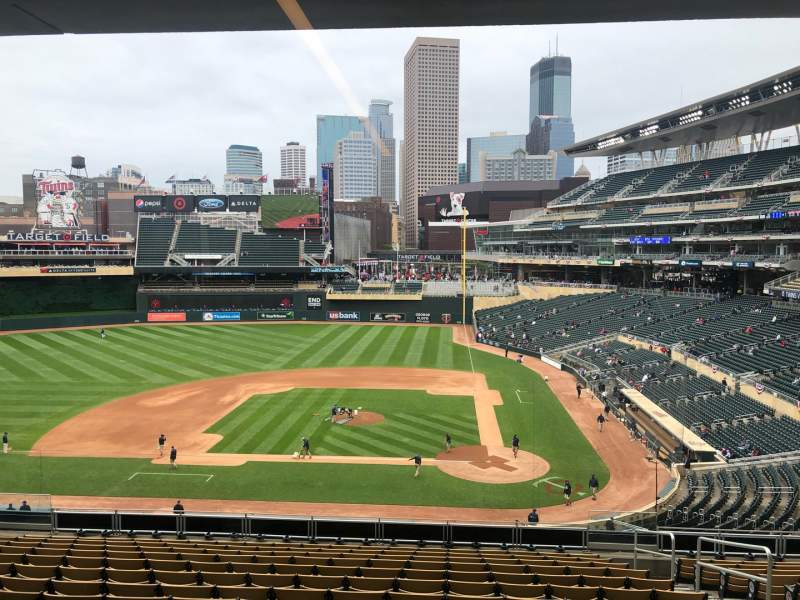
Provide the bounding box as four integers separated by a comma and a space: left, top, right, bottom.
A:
527, 509, 539, 525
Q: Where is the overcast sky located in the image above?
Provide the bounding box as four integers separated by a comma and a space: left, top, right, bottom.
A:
0, 19, 798, 197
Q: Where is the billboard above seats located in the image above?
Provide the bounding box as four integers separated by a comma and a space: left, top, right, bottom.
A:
133, 195, 260, 213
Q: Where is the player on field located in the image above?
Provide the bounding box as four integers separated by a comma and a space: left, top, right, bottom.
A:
2, 432, 7, 454
409, 454, 422, 477
300, 437, 312, 459
444, 433, 452, 453
563, 480, 573, 506
158, 434, 167, 457
169, 446, 177, 469
511, 434, 520, 458
589, 474, 599, 500
100, 328, 106, 340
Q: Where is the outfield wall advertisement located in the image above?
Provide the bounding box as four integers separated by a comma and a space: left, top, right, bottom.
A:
135, 292, 472, 324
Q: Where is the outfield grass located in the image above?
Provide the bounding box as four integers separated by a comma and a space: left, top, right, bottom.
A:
0, 323, 609, 508
207, 389, 480, 457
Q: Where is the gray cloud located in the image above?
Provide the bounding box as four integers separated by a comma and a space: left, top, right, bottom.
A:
0, 19, 798, 195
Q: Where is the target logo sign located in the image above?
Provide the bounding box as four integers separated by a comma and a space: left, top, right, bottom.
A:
172, 196, 187, 211
62, 232, 72, 241
150, 298, 161, 309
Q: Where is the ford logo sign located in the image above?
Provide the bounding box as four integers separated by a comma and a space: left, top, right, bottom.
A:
198, 198, 225, 209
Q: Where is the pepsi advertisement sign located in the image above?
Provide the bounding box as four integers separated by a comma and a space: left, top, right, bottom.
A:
196, 196, 228, 212
134, 196, 164, 212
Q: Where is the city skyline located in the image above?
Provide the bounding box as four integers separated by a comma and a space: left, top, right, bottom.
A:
0, 20, 798, 196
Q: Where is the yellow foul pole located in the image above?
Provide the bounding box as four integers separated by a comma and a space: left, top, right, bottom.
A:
461, 208, 469, 324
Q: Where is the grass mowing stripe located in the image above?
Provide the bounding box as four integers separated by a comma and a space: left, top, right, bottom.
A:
351, 327, 394, 366
287, 392, 346, 451
223, 390, 306, 453
0, 335, 86, 382
218, 324, 313, 348
278, 326, 346, 369
8, 333, 92, 381
209, 396, 283, 445
316, 431, 396, 457
387, 327, 417, 364
45, 331, 161, 382
437, 327, 455, 369
267, 391, 343, 454
330, 423, 425, 456
211, 390, 304, 452
132, 327, 264, 373
388, 412, 472, 443
302, 325, 366, 368
0, 361, 21, 381
210, 399, 280, 453
62, 330, 181, 382
366, 326, 407, 365
422, 413, 481, 438
176, 326, 298, 365
420, 327, 442, 367
336, 326, 386, 367
376, 415, 448, 449
116, 328, 231, 379
238, 393, 319, 454
401, 327, 429, 367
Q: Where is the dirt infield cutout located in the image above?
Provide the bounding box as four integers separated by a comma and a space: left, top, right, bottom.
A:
32, 367, 548, 484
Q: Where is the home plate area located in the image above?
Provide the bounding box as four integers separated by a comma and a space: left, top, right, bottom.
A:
434, 445, 548, 484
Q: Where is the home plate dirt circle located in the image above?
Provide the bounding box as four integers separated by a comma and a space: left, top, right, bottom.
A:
434, 445, 549, 484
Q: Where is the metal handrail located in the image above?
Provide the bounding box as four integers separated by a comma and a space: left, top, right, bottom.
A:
633, 530, 677, 580
695, 536, 772, 596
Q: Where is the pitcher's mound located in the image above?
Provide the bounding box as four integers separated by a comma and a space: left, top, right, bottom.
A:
435, 445, 549, 483
345, 411, 385, 427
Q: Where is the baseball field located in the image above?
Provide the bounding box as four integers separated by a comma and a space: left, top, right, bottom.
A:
0, 322, 656, 521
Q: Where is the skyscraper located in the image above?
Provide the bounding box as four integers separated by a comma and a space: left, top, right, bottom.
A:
333, 132, 377, 200
527, 115, 575, 180
466, 132, 527, 182
402, 37, 459, 249
529, 55, 572, 124
316, 115, 366, 190
224, 144, 263, 194
368, 99, 396, 203
280, 142, 307, 187
457, 162, 468, 184
528, 55, 575, 179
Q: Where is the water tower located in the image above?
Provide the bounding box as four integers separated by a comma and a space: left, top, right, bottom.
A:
70, 155, 88, 179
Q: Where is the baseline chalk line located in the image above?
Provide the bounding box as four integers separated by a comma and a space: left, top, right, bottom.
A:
128, 472, 214, 482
